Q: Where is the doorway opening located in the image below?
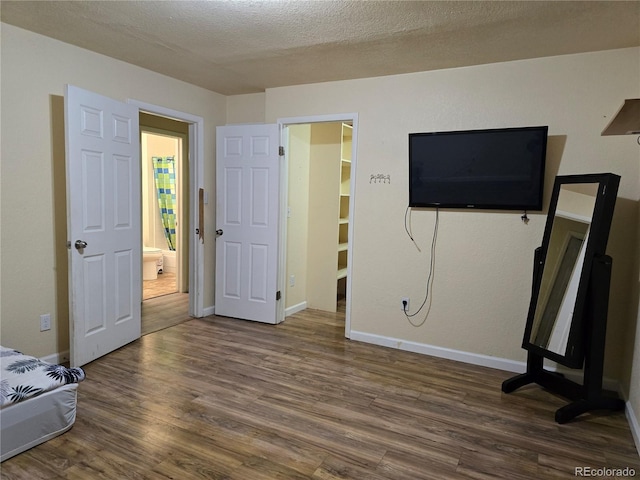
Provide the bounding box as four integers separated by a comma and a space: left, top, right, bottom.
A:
140, 127, 187, 300
134, 105, 202, 335
130, 100, 205, 319
138, 112, 194, 335
278, 114, 358, 338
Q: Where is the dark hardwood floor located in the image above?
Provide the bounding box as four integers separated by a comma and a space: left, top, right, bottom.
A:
2, 306, 638, 479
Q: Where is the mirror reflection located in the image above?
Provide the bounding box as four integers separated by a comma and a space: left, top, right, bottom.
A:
528, 183, 599, 355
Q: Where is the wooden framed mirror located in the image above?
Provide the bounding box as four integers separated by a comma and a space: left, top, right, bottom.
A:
503, 173, 625, 423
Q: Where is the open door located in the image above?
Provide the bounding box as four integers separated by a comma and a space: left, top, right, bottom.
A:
215, 124, 281, 324
65, 85, 141, 367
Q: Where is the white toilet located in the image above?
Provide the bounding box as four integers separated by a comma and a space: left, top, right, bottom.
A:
142, 247, 163, 280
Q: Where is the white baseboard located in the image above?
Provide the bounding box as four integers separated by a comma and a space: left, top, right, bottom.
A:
350, 330, 527, 373
203, 305, 215, 317
349, 330, 620, 391
625, 401, 640, 456
285, 301, 307, 317
40, 351, 69, 365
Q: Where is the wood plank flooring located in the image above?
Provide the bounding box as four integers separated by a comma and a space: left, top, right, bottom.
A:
141, 292, 190, 336
143, 272, 178, 300
2, 307, 639, 479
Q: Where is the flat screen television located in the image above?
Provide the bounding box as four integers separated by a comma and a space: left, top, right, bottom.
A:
409, 126, 548, 210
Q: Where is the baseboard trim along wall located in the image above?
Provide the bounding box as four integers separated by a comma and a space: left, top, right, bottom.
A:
350, 330, 527, 373
285, 301, 307, 317
40, 351, 69, 365
349, 330, 620, 397
203, 305, 215, 317
625, 402, 640, 456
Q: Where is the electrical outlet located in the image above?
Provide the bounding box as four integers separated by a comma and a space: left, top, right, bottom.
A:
40, 313, 51, 332
289, 275, 295, 287
401, 297, 410, 312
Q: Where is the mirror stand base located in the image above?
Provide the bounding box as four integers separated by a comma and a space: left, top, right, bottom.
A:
555, 397, 625, 424
501, 351, 625, 424
504, 253, 626, 423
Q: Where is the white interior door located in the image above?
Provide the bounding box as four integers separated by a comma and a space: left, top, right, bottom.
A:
215, 124, 280, 324
65, 85, 141, 367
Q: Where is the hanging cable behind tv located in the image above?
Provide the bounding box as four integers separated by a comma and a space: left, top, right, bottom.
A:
403, 206, 439, 327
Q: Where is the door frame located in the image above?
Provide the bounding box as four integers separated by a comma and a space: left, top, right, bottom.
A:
128, 99, 205, 317
277, 113, 359, 338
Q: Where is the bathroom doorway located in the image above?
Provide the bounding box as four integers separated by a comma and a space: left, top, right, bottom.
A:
141, 127, 187, 300
131, 100, 206, 325
140, 118, 191, 335
140, 124, 190, 335
140, 114, 190, 318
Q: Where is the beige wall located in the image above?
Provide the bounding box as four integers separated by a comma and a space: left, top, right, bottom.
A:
262, 48, 639, 386
627, 164, 640, 451
0, 24, 226, 358
285, 125, 311, 310
226, 93, 266, 124
624, 209, 640, 453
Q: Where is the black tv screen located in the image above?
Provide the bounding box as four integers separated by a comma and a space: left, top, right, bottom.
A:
409, 126, 548, 210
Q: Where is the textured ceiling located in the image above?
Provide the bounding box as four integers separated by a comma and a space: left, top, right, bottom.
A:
1, 1, 639, 95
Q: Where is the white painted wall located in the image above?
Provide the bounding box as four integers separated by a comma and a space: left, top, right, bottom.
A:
0, 23, 226, 358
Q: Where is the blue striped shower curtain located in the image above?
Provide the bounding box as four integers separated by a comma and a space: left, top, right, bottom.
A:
152, 156, 177, 251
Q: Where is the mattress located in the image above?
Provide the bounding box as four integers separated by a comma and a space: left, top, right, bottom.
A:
0, 346, 85, 462
0, 383, 78, 461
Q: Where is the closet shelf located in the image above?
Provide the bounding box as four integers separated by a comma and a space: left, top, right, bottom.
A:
337, 122, 352, 286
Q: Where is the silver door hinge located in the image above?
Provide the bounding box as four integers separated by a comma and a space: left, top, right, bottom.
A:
276, 290, 281, 301
279, 146, 285, 156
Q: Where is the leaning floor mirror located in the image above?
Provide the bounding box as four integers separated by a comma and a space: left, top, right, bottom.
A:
502, 173, 625, 423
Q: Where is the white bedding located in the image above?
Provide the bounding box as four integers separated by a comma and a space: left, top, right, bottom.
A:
1, 346, 85, 407
0, 384, 78, 461
0, 346, 85, 461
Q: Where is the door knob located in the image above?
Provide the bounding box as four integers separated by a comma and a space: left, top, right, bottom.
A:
215, 229, 223, 236
74, 240, 88, 250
